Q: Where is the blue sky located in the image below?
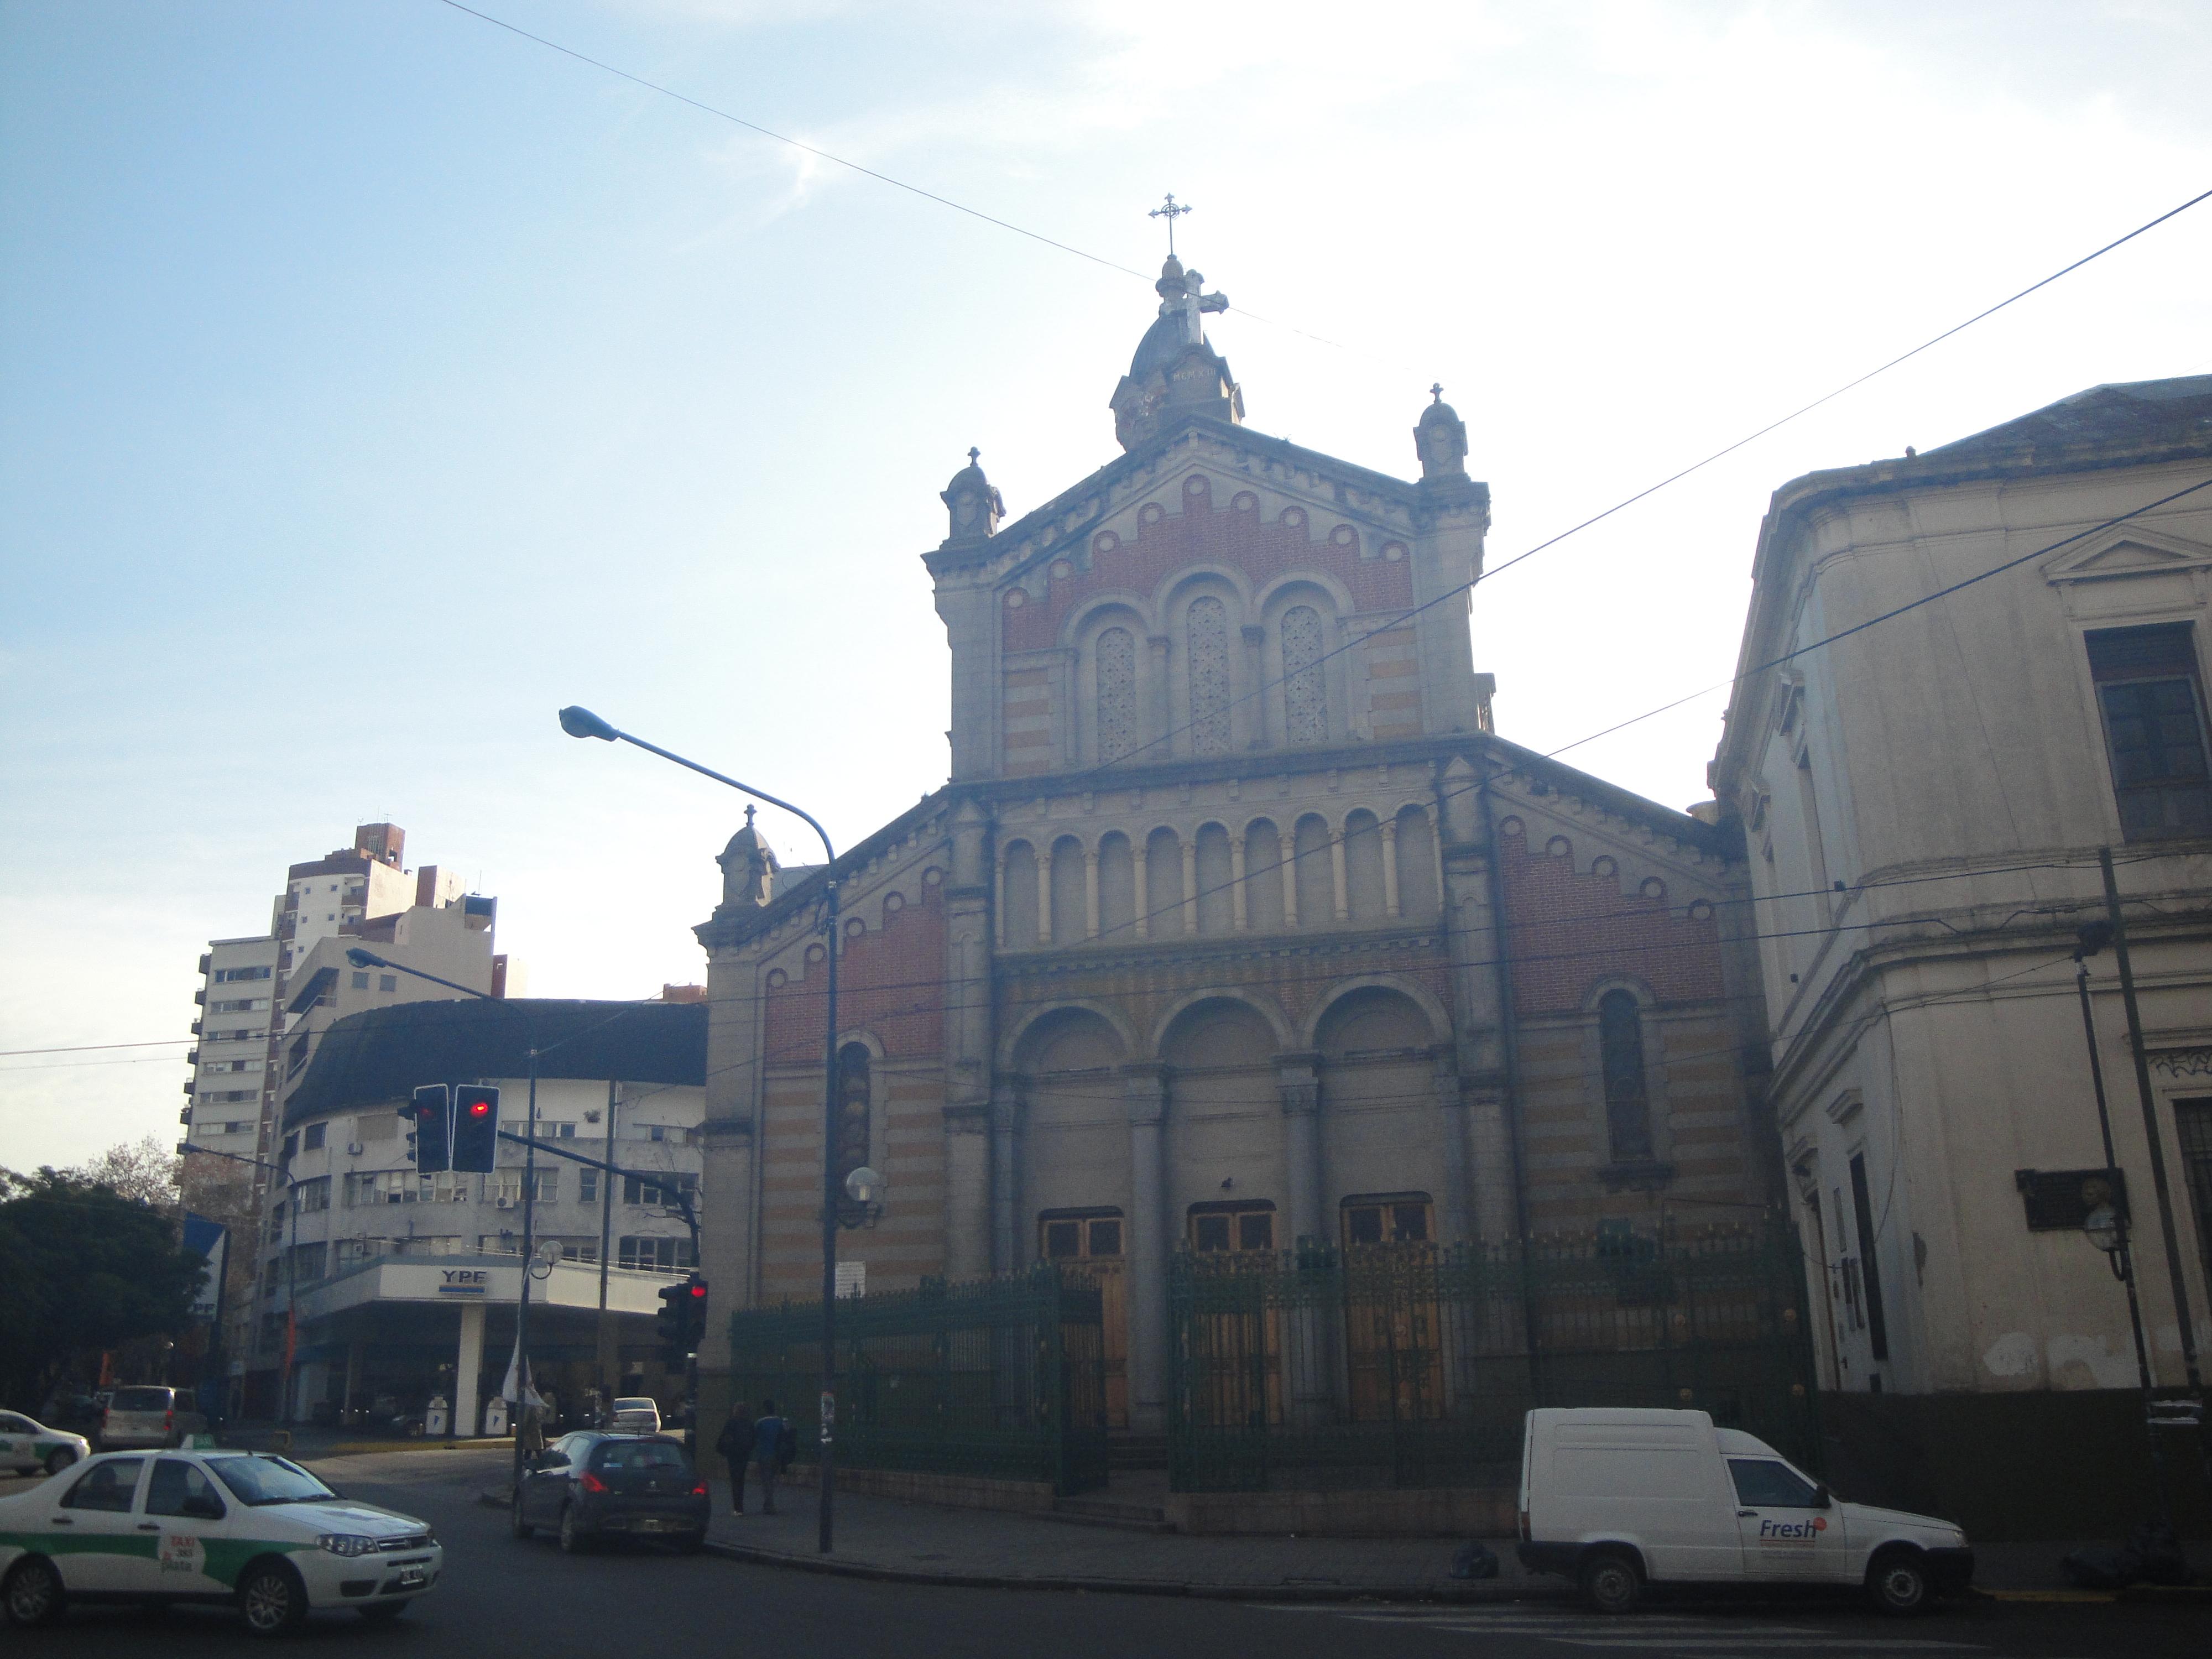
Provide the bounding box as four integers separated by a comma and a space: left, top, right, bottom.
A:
5, 0, 2210, 1169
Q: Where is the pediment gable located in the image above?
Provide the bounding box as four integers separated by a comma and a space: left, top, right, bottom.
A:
2042, 526, 2212, 586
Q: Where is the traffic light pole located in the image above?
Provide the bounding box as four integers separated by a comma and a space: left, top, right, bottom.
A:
557, 706, 844, 1555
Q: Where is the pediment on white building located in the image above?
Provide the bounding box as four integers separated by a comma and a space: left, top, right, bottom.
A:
2041, 526, 2212, 587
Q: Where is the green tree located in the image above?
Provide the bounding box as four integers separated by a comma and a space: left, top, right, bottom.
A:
0, 1166, 206, 1408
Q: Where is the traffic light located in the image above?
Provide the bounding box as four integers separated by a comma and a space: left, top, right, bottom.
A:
655, 1280, 690, 1365
451, 1084, 500, 1172
403, 1086, 452, 1172
682, 1272, 708, 1353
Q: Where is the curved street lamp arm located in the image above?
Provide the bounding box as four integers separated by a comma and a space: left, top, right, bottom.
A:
562, 710, 837, 865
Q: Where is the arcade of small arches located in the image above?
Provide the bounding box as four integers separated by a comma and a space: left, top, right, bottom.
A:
1036, 560, 1375, 765
994, 803, 1443, 950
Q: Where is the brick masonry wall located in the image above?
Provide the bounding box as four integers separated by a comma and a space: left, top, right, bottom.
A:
763, 878, 949, 1066
1495, 817, 1725, 1017
1000, 473, 1414, 655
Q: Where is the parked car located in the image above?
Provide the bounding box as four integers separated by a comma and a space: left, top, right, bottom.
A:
1515, 1407, 1974, 1615
510, 1432, 708, 1553
607, 1396, 661, 1433
0, 1449, 442, 1633
97, 1387, 182, 1452
0, 1414, 90, 1479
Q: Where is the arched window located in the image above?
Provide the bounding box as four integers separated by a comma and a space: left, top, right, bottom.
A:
1187, 597, 1232, 755
833, 1042, 872, 1216
1095, 627, 1136, 761
1598, 991, 1653, 1162
1281, 605, 1327, 743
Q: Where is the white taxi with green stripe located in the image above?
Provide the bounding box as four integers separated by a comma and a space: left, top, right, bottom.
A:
0, 1414, 88, 1479
0, 1449, 441, 1635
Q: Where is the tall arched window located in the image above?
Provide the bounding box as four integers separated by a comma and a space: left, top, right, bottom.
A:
1598, 991, 1653, 1162
1281, 605, 1327, 743
1095, 627, 1136, 761
833, 1042, 872, 1215
1187, 597, 1232, 755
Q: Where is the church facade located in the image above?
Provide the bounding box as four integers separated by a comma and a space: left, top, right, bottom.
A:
694, 257, 1781, 1435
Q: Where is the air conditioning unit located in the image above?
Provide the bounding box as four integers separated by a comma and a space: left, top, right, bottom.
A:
346, 1142, 364, 1157
495, 1198, 515, 1209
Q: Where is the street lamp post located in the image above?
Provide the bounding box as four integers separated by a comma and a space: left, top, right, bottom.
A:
557, 705, 845, 1557
344, 947, 539, 1490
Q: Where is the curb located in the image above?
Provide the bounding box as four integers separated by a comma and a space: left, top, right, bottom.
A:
322, 1438, 510, 1458
695, 1536, 1520, 1603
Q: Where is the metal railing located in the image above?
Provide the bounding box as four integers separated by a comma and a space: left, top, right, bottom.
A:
728, 1264, 1110, 1496
1168, 1224, 1819, 1493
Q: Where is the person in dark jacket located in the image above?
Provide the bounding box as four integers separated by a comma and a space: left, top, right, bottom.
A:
714, 1401, 757, 1515
752, 1398, 790, 1515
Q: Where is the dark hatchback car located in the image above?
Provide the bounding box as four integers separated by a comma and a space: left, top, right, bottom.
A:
511, 1433, 709, 1553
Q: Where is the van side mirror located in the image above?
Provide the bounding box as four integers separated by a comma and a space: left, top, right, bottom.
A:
1812, 1484, 1832, 1509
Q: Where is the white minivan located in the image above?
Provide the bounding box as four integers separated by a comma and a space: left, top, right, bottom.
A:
1516, 1407, 1973, 1615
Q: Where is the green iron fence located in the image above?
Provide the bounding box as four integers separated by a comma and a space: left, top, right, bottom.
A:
1168, 1224, 1819, 1493
728, 1264, 1109, 1497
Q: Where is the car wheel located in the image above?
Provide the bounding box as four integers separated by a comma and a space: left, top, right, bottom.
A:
557, 1503, 587, 1554
44, 1448, 77, 1476
237, 1560, 309, 1637
511, 1491, 533, 1540
3, 1556, 67, 1628
1579, 1547, 1644, 1615
359, 1602, 409, 1623
1867, 1548, 1929, 1616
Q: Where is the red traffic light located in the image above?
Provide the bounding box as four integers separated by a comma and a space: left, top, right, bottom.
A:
688, 1284, 707, 1298
468, 1100, 491, 1116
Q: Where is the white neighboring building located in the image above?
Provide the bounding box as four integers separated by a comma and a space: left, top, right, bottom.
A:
1710, 375, 2212, 1531
264, 995, 707, 1429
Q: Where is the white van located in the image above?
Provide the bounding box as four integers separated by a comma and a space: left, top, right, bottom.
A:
1516, 1407, 1973, 1615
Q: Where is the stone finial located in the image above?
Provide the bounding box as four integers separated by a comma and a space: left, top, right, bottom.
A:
941, 448, 1005, 544
1415, 384, 1469, 481
716, 804, 779, 910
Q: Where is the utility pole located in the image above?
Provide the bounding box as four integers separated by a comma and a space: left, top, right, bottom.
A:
2098, 848, 2210, 1482
596, 1079, 618, 1420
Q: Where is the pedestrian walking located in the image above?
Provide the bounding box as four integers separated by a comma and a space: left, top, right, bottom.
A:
714, 1400, 756, 1515
752, 1398, 790, 1515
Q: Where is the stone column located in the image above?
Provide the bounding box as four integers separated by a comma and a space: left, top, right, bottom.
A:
943, 1104, 992, 1281
990, 1084, 1021, 1273
1083, 846, 1100, 940
1329, 830, 1349, 922
994, 848, 1008, 950
1381, 818, 1401, 919
1278, 831, 1299, 927
696, 1113, 758, 1371
1277, 1052, 1324, 1248
1433, 1052, 1475, 1247
1229, 834, 1249, 930
1147, 635, 1171, 755
454, 1301, 486, 1437
1428, 805, 1447, 918
1240, 624, 1269, 749
1466, 1089, 1516, 1246
1123, 1063, 1171, 1435
1181, 837, 1199, 934
1035, 848, 1052, 945
1133, 839, 1151, 939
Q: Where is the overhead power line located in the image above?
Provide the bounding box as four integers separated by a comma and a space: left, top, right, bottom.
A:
1082, 184, 2212, 779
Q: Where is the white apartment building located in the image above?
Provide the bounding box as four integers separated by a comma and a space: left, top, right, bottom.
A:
259, 995, 707, 1430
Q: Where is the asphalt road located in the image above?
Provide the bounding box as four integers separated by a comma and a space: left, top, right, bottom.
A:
3, 1455, 2205, 1657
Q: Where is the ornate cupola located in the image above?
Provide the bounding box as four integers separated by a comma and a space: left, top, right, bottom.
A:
1109, 253, 1244, 451
940, 447, 1004, 546
714, 805, 779, 913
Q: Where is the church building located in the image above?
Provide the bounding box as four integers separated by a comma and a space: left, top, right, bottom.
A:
694, 254, 1781, 1437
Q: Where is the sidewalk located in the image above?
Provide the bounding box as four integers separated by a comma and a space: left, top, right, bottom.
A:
472, 1468, 2211, 1603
